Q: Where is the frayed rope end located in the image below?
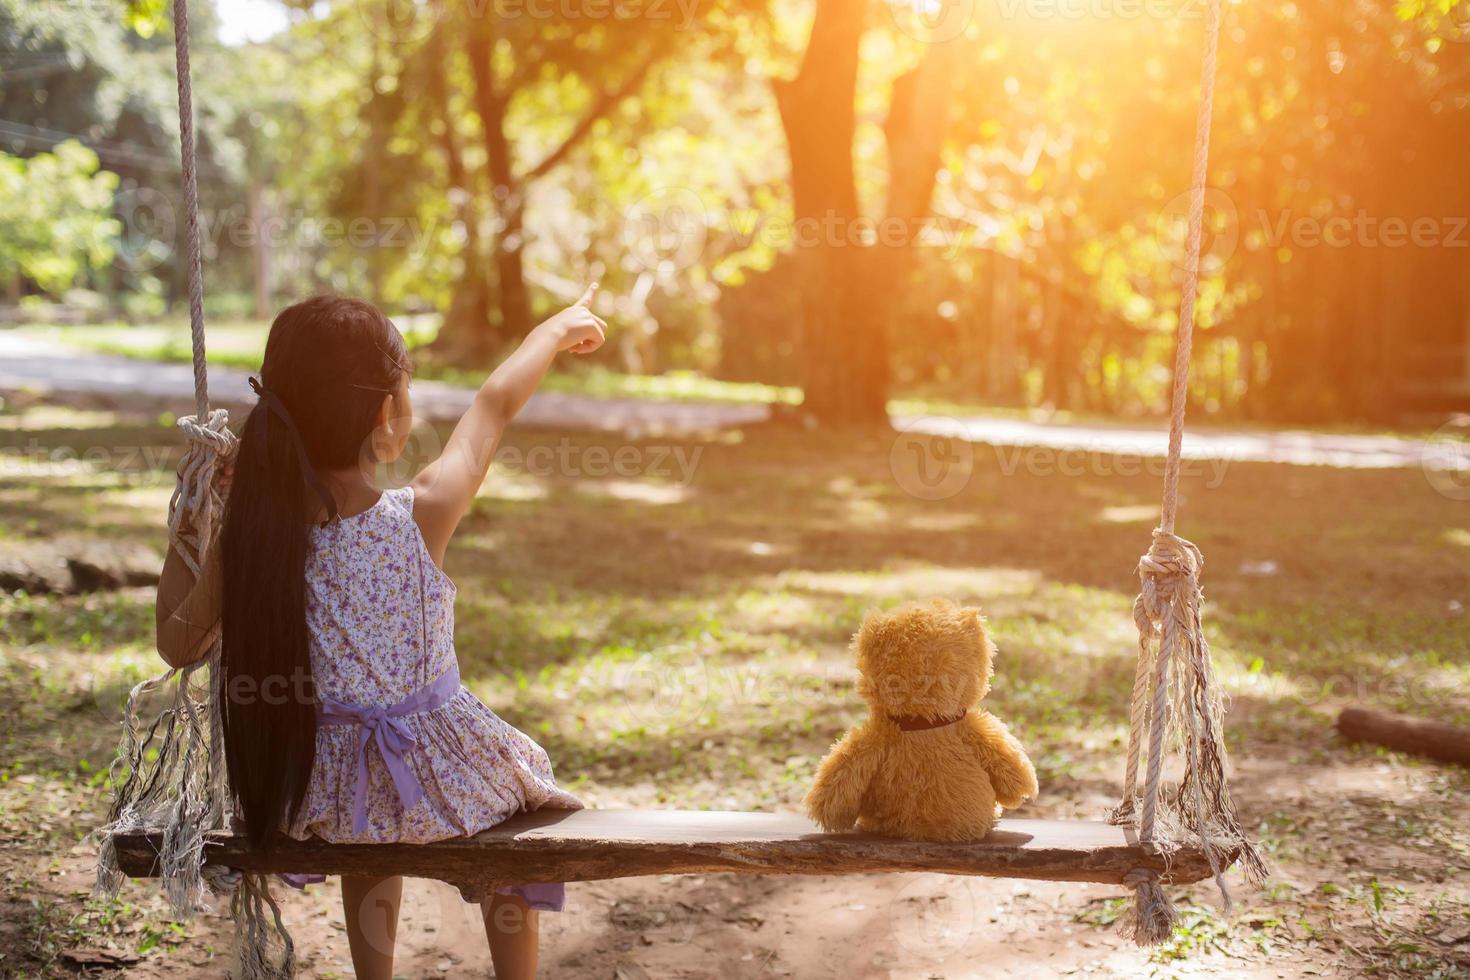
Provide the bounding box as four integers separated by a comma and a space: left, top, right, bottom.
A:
1121, 869, 1177, 947
230, 873, 296, 980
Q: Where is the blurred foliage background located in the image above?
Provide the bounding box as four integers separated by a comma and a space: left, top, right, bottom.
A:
2, 0, 1469, 424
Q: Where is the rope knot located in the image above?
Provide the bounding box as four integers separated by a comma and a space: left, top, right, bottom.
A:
1122, 867, 1157, 887
202, 864, 242, 895
1136, 529, 1203, 622
1120, 867, 1178, 945
176, 408, 235, 454
1138, 529, 1201, 581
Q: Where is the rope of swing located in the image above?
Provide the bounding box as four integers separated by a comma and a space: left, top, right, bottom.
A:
1135, 0, 1223, 839
167, 0, 232, 576
1111, 0, 1268, 945
172, 0, 209, 424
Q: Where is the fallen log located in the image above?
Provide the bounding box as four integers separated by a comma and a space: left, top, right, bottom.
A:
1336, 706, 1470, 766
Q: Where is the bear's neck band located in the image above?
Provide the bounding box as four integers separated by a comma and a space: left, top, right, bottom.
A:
889, 710, 968, 732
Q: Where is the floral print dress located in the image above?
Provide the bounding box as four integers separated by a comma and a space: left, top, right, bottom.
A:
287, 486, 581, 848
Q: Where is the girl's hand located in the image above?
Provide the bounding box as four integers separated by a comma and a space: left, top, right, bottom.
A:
540, 283, 607, 355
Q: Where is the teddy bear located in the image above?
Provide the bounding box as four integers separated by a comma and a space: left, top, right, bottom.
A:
804, 598, 1038, 842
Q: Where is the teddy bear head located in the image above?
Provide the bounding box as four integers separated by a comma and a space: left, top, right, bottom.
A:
853, 598, 995, 721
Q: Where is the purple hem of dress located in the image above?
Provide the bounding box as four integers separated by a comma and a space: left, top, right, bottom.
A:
279, 873, 325, 890
495, 882, 565, 912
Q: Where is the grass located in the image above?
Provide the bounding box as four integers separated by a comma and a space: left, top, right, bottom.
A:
0, 399, 1467, 974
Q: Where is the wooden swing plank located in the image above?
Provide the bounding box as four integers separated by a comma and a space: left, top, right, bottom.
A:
113, 809, 1223, 894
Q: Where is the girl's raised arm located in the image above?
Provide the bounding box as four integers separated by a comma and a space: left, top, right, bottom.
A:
411, 283, 606, 564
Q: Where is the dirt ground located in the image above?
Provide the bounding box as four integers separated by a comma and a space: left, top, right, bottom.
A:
1, 388, 1466, 978
9, 756, 1466, 978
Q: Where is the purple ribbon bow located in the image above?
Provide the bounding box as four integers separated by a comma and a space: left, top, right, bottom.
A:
318, 666, 462, 835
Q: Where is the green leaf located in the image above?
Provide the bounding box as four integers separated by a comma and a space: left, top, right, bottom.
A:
123, 0, 169, 38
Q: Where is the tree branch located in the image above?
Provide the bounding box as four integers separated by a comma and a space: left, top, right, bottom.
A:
883, 36, 959, 223
522, 41, 667, 182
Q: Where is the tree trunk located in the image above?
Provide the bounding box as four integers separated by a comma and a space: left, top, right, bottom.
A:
1042, 282, 1077, 411
447, 15, 531, 357
425, 7, 493, 359
494, 202, 532, 339
774, 0, 958, 427
775, 0, 885, 427
364, 41, 386, 306
468, 22, 531, 344
248, 179, 273, 320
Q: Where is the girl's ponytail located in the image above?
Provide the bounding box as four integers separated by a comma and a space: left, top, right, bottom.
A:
218, 297, 408, 852
219, 390, 318, 851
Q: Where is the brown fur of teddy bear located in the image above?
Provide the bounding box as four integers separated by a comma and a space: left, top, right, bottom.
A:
804, 599, 1038, 842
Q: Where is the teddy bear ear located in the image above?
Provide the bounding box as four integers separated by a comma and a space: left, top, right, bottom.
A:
855, 607, 891, 647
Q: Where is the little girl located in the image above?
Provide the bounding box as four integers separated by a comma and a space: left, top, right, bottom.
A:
155, 288, 607, 979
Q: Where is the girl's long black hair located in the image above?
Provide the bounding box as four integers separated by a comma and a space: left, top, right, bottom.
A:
219, 296, 409, 851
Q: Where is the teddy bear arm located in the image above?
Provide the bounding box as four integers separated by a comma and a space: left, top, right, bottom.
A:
972, 714, 1039, 809
804, 729, 879, 833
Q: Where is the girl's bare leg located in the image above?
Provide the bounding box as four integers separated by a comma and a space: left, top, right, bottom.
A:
481, 892, 539, 979
342, 875, 403, 980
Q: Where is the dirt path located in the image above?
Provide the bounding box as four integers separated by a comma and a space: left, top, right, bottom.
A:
3, 662, 1463, 973
0, 331, 1452, 470
19, 757, 1437, 979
